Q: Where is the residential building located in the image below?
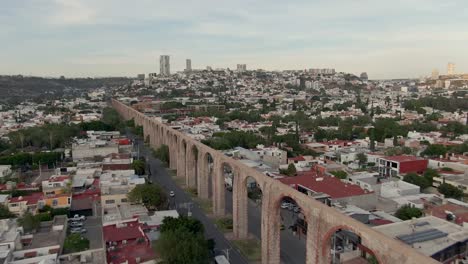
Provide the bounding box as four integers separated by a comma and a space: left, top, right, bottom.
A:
41, 175, 70, 196
0, 219, 22, 264
72, 139, 119, 162
377, 155, 428, 177
102, 219, 155, 264
7, 193, 43, 216
279, 171, 377, 210
374, 216, 468, 263
9, 216, 67, 264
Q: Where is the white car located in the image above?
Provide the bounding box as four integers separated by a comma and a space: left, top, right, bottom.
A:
281, 202, 290, 209
169, 191, 175, 197
69, 214, 86, 222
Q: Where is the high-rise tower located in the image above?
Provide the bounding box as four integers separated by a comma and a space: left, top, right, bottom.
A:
186, 59, 192, 72
160, 55, 170, 76
447, 62, 455, 75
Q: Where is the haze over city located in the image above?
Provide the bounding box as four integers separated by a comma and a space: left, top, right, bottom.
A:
2, 0, 468, 78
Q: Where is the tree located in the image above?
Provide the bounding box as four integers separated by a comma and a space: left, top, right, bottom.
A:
421, 144, 447, 158
330, 170, 347, 179
63, 234, 90, 253
395, 205, 423, 220
156, 216, 210, 264
369, 128, 376, 151
153, 144, 170, 164
438, 183, 463, 199
403, 173, 431, 190
287, 163, 297, 176
127, 184, 167, 209
132, 159, 146, 175
0, 204, 14, 219
356, 153, 367, 167
280, 163, 297, 177
156, 228, 209, 264
160, 216, 204, 234
18, 212, 40, 233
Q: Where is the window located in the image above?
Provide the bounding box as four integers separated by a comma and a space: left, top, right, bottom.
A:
67, 197, 71, 204
121, 198, 128, 203
10, 203, 18, 207
105, 200, 115, 204
52, 199, 58, 206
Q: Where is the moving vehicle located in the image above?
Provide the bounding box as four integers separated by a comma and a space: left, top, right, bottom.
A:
169, 191, 175, 197
214, 255, 230, 264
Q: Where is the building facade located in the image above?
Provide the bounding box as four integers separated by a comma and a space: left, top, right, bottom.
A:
160, 55, 170, 76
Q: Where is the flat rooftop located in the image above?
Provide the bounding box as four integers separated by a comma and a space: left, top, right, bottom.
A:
374, 216, 468, 257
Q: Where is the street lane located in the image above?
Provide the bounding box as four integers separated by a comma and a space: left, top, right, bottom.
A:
130, 134, 249, 264
225, 190, 307, 264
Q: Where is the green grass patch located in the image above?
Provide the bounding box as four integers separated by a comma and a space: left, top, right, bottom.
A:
215, 217, 233, 233
233, 239, 261, 262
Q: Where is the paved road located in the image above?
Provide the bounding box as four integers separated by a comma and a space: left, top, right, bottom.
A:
225, 191, 306, 264
130, 134, 249, 264
130, 131, 306, 263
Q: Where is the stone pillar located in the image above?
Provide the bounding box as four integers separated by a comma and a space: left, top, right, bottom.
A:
305, 210, 321, 264
186, 144, 196, 188
169, 136, 178, 170
261, 185, 280, 264
233, 171, 248, 239
197, 151, 208, 199
177, 141, 186, 179
212, 158, 226, 216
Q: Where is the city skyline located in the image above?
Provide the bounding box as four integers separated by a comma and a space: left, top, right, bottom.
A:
1, 0, 468, 79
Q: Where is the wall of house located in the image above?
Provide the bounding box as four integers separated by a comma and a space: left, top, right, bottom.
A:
399, 160, 428, 174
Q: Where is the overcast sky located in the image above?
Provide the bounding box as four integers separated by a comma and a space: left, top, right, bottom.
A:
1, 0, 467, 79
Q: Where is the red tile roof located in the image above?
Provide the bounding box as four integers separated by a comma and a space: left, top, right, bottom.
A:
103, 220, 145, 242
48, 176, 69, 182
104, 220, 155, 264
289, 156, 305, 162
426, 203, 468, 226
9, 192, 43, 205
279, 171, 371, 199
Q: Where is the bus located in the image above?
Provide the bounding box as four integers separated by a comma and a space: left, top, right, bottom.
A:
214, 255, 230, 264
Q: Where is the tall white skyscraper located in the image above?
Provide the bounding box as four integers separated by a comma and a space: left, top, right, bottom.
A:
447, 62, 455, 75
186, 59, 192, 72
160, 55, 170, 76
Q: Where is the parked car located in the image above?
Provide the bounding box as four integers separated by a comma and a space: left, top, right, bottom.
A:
70, 228, 87, 234
68, 214, 86, 221
288, 204, 294, 210
169, 191, 175, 197
281, 202, 290, 209
69, 221, 84, 227
293, 206, 300, 213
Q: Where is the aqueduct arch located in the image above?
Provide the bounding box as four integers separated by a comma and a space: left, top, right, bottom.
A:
112, 99, 439, 264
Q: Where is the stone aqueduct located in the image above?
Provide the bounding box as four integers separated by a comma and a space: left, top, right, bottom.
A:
112, 99, 437, 264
